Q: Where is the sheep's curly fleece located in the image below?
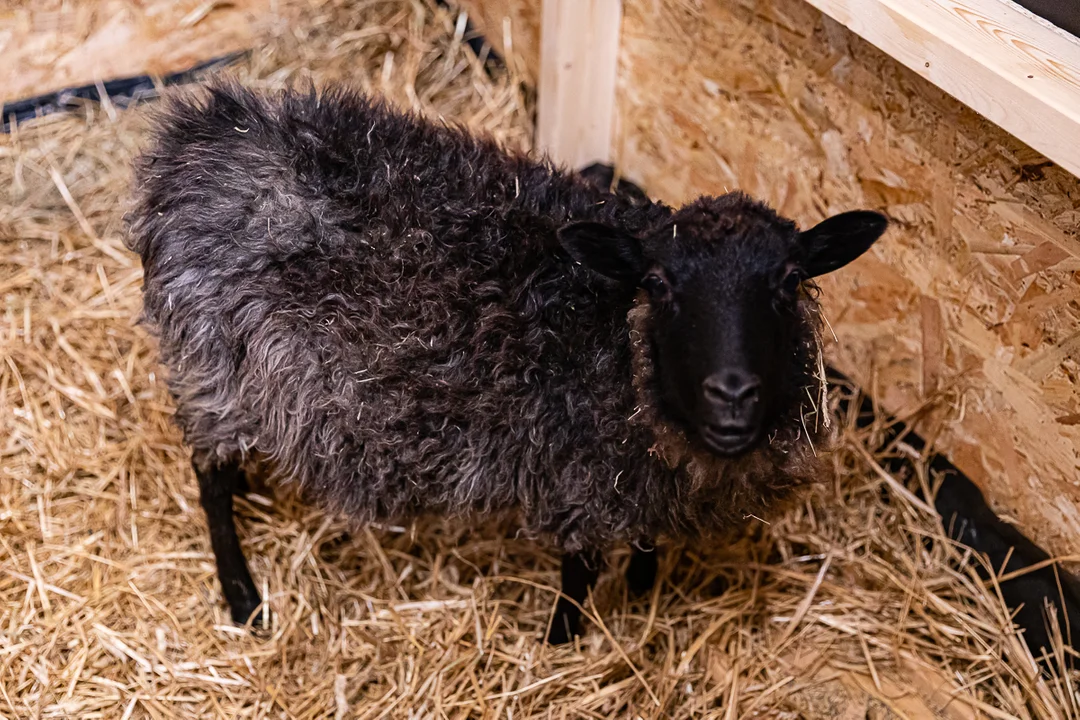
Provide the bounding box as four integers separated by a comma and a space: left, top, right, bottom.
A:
126, 82, 824, 553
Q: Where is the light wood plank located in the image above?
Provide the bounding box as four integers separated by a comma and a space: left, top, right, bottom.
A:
801, 0, 1080, 177
536, 0, 622, 168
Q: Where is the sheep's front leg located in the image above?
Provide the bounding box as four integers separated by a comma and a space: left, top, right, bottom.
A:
547, 550, 601, 645
195, 461, 262, 625
626, 546, 659, 597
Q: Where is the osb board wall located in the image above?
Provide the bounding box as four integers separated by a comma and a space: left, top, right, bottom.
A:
0, 0, 274, 106
457, 0, 1080, 557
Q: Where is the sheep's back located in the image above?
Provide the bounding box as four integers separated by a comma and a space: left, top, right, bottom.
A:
126, 83, 660, 548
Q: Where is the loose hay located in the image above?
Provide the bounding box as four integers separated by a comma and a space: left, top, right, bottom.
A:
0, 0, 1076, 717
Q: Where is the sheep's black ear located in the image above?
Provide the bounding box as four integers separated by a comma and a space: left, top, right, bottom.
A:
799, 211, 888, 278
557, 222, 645, 283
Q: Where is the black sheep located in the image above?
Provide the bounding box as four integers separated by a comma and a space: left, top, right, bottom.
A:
125, 82, 887, 643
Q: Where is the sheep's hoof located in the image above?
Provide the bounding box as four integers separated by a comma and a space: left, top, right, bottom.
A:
626, 561, 656, 600
546, 622, 574, 646
627, 575, 654, 599
230, 602, 266, 629
626, 550, 658, 599
547, 612, 584, 645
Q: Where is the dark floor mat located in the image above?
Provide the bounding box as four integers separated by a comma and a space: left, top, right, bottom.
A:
2, 52, 246, 132
1012, 0, 1080, 38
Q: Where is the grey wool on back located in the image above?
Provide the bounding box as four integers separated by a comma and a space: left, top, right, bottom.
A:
125, 82, 823, 556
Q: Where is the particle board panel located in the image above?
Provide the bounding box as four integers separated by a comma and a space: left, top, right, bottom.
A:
799, 0, 1080, 178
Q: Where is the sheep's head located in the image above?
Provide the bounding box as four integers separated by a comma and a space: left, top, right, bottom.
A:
558, 193, 887, 459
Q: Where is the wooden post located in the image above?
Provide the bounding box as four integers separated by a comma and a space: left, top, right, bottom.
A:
537, 0, 622, 169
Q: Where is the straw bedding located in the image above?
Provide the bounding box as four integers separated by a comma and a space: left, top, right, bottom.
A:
0, 0, 1075, 717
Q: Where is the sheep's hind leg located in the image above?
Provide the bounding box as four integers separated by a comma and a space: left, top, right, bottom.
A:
547, 550, 601, 645
626, 546, 658, 598
195, 461, 263, 626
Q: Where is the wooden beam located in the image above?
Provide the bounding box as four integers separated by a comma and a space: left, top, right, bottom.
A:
537, 0, 622, 168
800, 0, 1080, 178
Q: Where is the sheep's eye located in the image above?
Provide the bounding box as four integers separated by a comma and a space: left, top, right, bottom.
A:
642, 272, 671, 301
780, 269, 803, 296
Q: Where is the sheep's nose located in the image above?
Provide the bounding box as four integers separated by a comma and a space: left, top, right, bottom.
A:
701, 370, 763, 455
703, 370, 761, 409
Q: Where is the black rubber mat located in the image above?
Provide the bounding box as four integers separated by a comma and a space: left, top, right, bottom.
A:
1013, 0, 1080, 38
2, 52, 246, 133
828, 367, 1080, 669
0, 2, 506, 134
